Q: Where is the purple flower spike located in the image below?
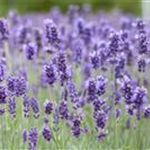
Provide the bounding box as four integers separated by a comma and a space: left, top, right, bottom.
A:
94, 109, 108, 129
67, 79, 78, 103
57, 52, 68, 86
58, 100, 69, 119
114, 90, 122, 105
71, 116, 81, 138
90, 51, 100, 69
22, 129, 27, 144
28, 127, 38, 150
0, 86, 7, 104
44, 99, 53, 115
15, 76, 27, 97
43, 62, 56, 86
8, 97, 16, 118
116, 108, 122, 119
138, 30, 147, 54
0, 18, 9, 40
42, 121, 52, 142
144, 105, 150, 118
7, 76, 27, 97
108, 32, 120, 56
86, 78, 96, 102
0, 61, 6, 82
137, 57, 146, 72
23, 95, 30, 118
30, 97, 40, 118
132, 86, 147, 110
96, 75, 107, 96
34, 28, 43, 51
7, 76, 16, 95
93, 98, 106, 111
44, 19, 59, 47
16, 25, 30, 44
24, 42, 37, 60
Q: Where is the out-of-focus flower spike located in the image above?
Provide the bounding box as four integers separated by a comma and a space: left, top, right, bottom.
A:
43, 99, 53, 115
30, 97, 40, 118
24, 42, 37, 60
8, 97, 16, 118
28, 127, 38, 150
42, 119, 52, 142
22, 129, 27, 144
0, 18, 9, 41
23, 95, 30, 118
0, 86, 7, 104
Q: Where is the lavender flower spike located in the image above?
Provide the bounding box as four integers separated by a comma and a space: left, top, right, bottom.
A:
30, 97, 40, 118
42, 120, 52, 142
24, 42, 37, 60
28, 127, 38, 150
44, 99, 53, 115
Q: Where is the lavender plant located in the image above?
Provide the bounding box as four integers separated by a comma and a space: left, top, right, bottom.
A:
0, 6, 150, 150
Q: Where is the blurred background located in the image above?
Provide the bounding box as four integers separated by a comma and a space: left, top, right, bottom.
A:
0, 0, 142, 16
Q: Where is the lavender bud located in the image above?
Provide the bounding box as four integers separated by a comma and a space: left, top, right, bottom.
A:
144, 105, 150, 118
28, 127, 38, 150
71, 117, 81, 138
109, 33, 119, 55
44, 19, 59, 46
22, 129, 27, 144
7, 76, 16, 95
58, 100, 69, 119
44, 99, 53, 115
30, 97, 40, 118
0, 18, 9, 40
67, 79, 78, 103
57, 52, 68, 86
8, 97, 16, 118
42, 122, 52, 142
90, 51, 100, 69
96, 75, 107, 96
121, 77, 134, 105
43, 62, 56, 86
0, 86, 7, 104
85, 78, 96, 102
137, 58, 146, 72
138, 32, 147, 54
23, 95, 30, 117
132, 86, 147, 110
136, 19, 145, 31
53, 108, 60, 132
93, 98, 106, 111
34, 28, 43, 51
16, 25, 30, 44
114, 90, 122, 105
0, 61, 6, 82
116, 108, 121, 119
24, 42, 37, 60
94, 110, 108, 129
15, 76, 27, 97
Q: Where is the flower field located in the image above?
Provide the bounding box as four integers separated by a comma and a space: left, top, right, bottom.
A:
0, 5, 150, 150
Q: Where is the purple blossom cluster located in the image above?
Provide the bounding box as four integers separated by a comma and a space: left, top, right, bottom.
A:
0, 5, 150, 149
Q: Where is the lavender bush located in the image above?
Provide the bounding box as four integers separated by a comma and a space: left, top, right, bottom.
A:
0, 6, 150, 150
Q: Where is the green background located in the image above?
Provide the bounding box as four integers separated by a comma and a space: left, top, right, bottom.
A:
0, 0, 142, 16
